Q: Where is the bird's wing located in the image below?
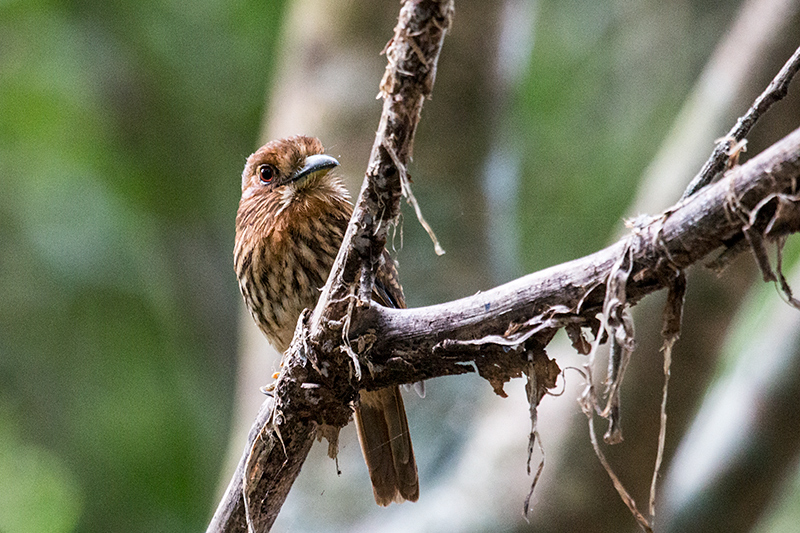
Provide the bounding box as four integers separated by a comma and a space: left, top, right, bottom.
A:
372, 249, 406, 309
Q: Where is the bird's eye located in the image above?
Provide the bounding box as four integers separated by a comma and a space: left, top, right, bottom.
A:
258, 164, 276, 184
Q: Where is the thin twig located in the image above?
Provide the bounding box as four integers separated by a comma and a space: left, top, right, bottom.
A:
682, 45, 800, 199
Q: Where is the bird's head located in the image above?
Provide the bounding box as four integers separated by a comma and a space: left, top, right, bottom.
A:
240, 135, 343, 200
236, 135, 351, 242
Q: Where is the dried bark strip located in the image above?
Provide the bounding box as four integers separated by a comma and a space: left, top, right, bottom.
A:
649, 270, 686, 517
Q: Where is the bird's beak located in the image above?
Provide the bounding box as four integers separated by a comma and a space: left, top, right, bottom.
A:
291, 154, 340, 186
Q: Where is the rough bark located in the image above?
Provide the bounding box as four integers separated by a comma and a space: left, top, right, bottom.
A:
208, 2, 455, 531
207, 0, 800, 529
208, 119, 800, 533
353, 127, 800, 386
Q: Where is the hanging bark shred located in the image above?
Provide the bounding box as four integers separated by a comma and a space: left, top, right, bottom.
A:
649, 270, 686, 517
601, 244, 636, 444
522, 358, 547, 517
587, 415, 654, 533
776, 236, 800, 309
565, 322, 593, 354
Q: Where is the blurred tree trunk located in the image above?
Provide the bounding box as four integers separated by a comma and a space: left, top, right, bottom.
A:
660, 259, 800, 532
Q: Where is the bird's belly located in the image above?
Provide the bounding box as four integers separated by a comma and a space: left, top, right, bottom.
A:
241, 242, 335, 352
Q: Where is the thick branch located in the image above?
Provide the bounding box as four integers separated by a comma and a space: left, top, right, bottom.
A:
207, 2, 454, 532
352, 126, 800, 390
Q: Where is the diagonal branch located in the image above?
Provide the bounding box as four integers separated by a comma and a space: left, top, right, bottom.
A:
351, 126, 800, 390
207, 2, 454, 532
682, 45, 800, 199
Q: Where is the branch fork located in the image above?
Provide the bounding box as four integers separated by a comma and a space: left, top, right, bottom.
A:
207, 9, 800, 531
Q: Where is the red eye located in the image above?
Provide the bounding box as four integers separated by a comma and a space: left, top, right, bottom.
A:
258, 164, 275, 184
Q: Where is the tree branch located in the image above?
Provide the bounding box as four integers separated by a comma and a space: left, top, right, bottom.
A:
206, 399, 274, 533
208, 2, 800, 530
682, 45, 800, 199
348, 126, 800, 391
207, 1, 454, 531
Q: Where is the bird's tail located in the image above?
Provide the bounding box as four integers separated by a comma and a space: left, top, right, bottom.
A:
355, 387, 419, 505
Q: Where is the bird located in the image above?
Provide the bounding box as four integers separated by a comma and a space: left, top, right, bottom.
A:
234, 135, 419, 506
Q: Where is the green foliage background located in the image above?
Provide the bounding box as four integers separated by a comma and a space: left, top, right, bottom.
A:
1, 1, 285, 530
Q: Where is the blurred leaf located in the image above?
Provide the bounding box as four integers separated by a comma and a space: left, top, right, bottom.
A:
0, 0, 287, 531
0, 411, 82, 533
